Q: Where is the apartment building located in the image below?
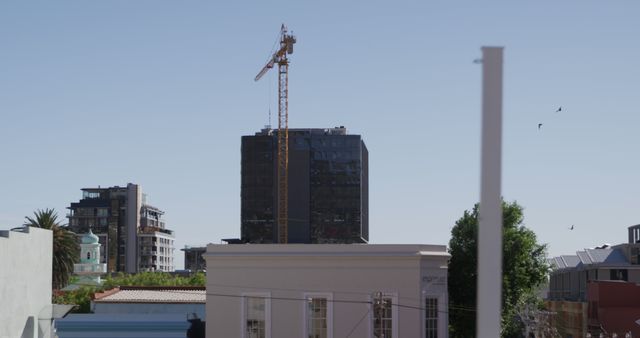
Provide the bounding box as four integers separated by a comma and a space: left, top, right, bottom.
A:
67, 183, 175, 273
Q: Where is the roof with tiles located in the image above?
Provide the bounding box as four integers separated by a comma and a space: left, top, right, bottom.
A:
93, 286, 205, 304
549, 257, 564, 269
561, 255, 581, 268
549, 255, 581, 270
551, 248, 630, 271
584, 248, 628, 265
576, 250, 592, 265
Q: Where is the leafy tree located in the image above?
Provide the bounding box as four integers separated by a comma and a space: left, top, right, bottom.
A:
448, 200, 549, 338
53, 287, 95, 313
54, 272, 206, 313
102, 271, 206, 288
25, 208, 79, 290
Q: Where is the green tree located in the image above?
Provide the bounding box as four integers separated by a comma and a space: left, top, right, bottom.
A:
25, 208, 79, 290
102, 271, 206, 289
55, 272, 206, 313
448, 200, 549, 338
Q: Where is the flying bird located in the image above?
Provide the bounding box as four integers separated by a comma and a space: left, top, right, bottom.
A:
538, 123, 543, 130
556, 106, 562, 113
473, 58, 483, 64
569, 225, 574, 230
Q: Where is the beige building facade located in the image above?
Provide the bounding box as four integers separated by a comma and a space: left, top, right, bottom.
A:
205, 244, 449, 338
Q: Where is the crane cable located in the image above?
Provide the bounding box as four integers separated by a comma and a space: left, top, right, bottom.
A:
266, 31, 280, 128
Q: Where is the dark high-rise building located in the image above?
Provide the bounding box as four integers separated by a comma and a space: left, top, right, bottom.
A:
181, 246, 207, 271
241, 127, 368, 244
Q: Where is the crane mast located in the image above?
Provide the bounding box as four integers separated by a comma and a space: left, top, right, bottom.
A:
254, 24, 296, 244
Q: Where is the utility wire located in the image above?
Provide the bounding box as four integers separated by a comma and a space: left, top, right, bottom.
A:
206, 291, 456, 315
67, 281, 476, 314
202, 281, 451, 305
345, 307, 371, 338
268, 70, 272, 127
267, 30, 281, 57
260, 28, 281, 128
70, 281, 571, 334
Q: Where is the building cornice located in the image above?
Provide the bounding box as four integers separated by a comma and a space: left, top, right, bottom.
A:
204, 244, 450, 259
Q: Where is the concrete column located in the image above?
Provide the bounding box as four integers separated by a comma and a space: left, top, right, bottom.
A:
477, 46, 504, 338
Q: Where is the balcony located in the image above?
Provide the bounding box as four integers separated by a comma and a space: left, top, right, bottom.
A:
139, 225, 174, 235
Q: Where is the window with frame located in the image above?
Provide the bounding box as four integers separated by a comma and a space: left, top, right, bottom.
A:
373, 297, 393, 338
609, 269, 628, 281
245, 296, 266, 338
307, 297, 328, 338
425, 297, 438, 338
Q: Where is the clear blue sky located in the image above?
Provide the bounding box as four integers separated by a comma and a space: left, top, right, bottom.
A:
2, 1, 639, 268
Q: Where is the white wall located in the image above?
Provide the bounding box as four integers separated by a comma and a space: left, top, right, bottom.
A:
205, 244, 449, 338
0, 226, 52, 338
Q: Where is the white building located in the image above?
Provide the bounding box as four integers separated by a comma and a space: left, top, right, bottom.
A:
0, 226, 54, 338
138, 228, 175, 272
91, 286, 205, 317
205, 244, 449, 338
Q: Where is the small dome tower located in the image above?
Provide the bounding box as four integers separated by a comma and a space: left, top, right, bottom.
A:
74, 229, 107, 285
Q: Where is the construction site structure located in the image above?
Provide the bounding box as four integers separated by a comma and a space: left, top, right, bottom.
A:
254, 24, 296, 243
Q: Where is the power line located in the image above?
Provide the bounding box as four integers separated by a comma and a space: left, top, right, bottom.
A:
67, 279, 479, 314
65, 281, 476, 314
206, 291, 457, 315
208, 291, 370, 306
68, 281, 570, 335
204, 281, 451, 306
345, 307, 371, 338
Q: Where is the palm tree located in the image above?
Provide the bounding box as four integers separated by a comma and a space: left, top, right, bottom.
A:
25, 208, 79, 289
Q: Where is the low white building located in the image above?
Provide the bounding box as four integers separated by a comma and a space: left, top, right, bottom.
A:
91, 286, 205, 318
205, 244, 449, 338
56, 286, 205, 338
0, 226, 53, 338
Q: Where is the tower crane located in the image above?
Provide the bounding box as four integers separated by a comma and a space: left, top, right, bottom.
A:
254, 24, 296, 244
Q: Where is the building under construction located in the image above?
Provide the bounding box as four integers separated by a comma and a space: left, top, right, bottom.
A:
241, 127, 369, 244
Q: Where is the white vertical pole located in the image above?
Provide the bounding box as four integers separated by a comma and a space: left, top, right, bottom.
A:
477, 46, 504, 338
